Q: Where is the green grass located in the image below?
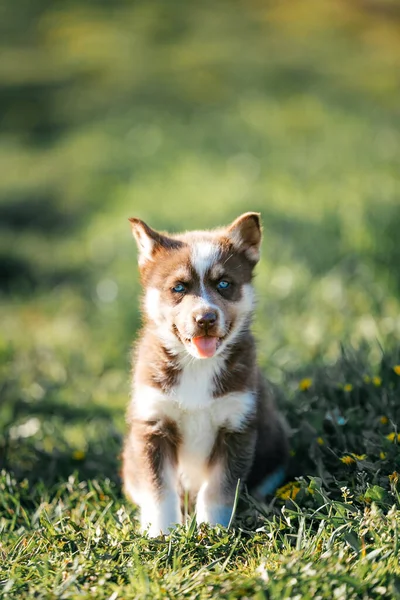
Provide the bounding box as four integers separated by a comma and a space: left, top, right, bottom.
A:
2, 351, 400, 598
1, 0, 400, 597
2, 353, 400, 600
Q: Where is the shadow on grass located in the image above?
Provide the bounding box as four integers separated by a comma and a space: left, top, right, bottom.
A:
1, 434, 122, 489
365, 199, 400, 296
2, 395, 121, 423
0, 396, 124, 491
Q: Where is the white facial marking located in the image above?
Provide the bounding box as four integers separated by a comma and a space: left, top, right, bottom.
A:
210, 263, 225, 280
190, 241, 223, 333
145, 287, 162, 323
174, 269, 191, 283
191, 241, 220, 279
144, 288, 185, 355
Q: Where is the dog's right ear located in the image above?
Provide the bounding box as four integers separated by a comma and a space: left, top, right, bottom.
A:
129, 218, 178, 265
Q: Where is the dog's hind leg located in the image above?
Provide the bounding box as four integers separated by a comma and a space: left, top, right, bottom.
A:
196, 427, 257, 527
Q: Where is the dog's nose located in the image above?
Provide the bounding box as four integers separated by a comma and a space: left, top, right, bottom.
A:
195, 311, 218, 329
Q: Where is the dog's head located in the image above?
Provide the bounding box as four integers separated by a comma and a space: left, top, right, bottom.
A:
129, 213, 262, 360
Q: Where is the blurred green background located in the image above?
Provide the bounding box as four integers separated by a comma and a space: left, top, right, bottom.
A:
1, 0, 400, 483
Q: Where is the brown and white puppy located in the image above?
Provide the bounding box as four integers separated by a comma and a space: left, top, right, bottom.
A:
122, 213, 288, 536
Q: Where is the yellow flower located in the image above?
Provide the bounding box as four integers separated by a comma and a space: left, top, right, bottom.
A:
299, 378, 312, 391
380, 452, 387, 460
340, 453, 366, 464
393, 365, 400, 376
343, 384, 353, 392
372, 376, 382, 387
276, 481, 301, 500
380, 416, 388, 425
389, 472, 399, 485
72, 450, 85, 461
317, 437, 324, 446
386, 432, 400, 443
363, 375, 371, 384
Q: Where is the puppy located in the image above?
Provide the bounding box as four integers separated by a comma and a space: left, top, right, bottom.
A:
122, 213, 288, 536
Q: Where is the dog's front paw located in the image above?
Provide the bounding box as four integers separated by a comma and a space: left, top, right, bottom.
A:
139, 491, 182, 537
141, 520, 177, 538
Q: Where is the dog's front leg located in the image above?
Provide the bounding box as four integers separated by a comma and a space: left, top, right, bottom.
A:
123, 420, 182, 537
196, 427, 256, 528
138, 468, 181, 537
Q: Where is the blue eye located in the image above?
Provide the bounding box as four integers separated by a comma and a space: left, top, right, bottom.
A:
217, 280, 230, 290
172, 283, 186, 293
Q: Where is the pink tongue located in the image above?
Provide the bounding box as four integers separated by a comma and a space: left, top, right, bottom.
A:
192, 336, 218, 358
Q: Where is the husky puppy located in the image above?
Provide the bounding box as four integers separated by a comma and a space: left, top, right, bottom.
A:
122, 213, 288, 536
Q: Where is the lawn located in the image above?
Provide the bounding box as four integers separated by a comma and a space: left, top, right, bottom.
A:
1, 0, 400, 597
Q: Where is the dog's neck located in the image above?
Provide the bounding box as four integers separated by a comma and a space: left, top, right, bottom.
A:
134, 320, 257, 399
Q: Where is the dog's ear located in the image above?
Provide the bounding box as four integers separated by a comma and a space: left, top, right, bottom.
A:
129, 218, 179, 265
226, 212, 262, 263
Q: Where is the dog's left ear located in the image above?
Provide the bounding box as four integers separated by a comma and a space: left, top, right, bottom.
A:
226, 212, 262, 263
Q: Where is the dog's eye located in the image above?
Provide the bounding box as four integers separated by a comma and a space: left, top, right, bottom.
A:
172, 283, 186, 293
217, 280, 230, 290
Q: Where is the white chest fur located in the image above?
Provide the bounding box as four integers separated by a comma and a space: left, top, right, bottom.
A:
177, 389, 254, 491
133, 358, 255, 493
